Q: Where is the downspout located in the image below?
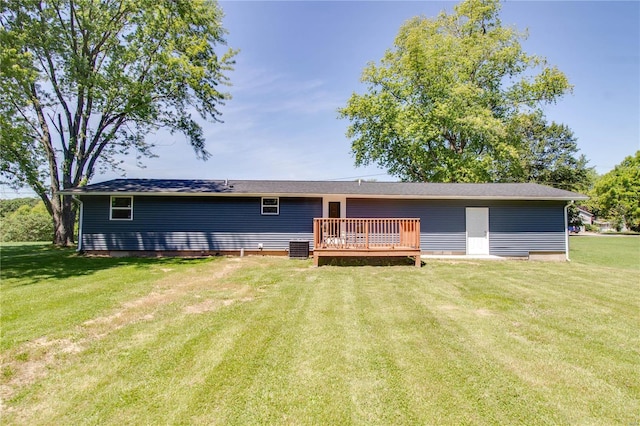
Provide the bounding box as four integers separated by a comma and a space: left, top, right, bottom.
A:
564, 201, 571, 261
73, 196, 84, 252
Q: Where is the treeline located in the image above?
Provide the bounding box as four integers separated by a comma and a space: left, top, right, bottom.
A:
585, 151, 640, 232
0, 198, 53, 242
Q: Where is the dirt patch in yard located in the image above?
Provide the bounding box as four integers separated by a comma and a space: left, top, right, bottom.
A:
82, 259, 247, 334
0, 257, 253, 409
0, 337, 84, 413
183, 295, 254, 314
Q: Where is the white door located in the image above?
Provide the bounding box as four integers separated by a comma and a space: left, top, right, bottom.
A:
466, 208, 489, 255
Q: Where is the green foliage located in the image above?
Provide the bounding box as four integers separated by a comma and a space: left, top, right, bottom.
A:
566, 203, 583, 228
510, 113, 593, 192
584, 224, 599, 233
0, 200, 53, 242
339, 0, 575, 183
589, 152, 640, 232
0, 197, 39, 218
0, 0, 236, 245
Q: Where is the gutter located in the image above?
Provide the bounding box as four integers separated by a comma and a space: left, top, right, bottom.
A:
72, 196, 84, 252
564, 202, 571, 261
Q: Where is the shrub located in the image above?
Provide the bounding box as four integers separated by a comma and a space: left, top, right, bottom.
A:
585, 224, 599, 232
0, 201, 53, 242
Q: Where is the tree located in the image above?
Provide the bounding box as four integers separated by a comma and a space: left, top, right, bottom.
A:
0, 197, 39, 218
0, 0, 236, 246
566, 203, 584, 231
510, 112, 593, 192
339, 0, 572, 183
589, 152, 640, 232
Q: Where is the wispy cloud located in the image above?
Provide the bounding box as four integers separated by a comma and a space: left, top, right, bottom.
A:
231, 64, 341, 115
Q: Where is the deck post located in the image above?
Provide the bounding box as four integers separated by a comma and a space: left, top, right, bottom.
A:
313, 219, 318, 249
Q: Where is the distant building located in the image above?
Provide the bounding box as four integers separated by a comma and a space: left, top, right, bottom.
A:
577, 207, 594, 232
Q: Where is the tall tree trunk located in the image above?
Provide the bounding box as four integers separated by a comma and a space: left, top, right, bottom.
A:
51, 194, 76, 247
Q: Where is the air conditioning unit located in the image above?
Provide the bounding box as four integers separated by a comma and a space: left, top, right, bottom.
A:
289, 240, 309, 259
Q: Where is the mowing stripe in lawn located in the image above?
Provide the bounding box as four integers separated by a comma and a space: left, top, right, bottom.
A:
1, 240, 638, 425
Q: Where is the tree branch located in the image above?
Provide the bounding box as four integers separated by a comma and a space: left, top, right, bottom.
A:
83, 115, 127, 182
29, 82, 59, 196
36, 3, 73, 157
9, 98, 43, 139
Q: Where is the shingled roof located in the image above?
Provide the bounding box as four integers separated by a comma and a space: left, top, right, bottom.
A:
61, 179, 588, 201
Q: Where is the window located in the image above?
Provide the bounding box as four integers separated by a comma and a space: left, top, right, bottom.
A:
110, 196, 133, 220
261, 197, 279, 215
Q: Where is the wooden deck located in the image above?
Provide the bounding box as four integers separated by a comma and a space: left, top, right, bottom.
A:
313, 218, 422, 267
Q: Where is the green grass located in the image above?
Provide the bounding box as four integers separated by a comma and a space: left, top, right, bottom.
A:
0, 243, 212, 351
570, 234, 640, 270
1, 237, 638, 425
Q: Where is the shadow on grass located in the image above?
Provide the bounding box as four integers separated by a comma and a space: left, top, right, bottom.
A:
0, 243, 211, 286
318, 256, 422, 267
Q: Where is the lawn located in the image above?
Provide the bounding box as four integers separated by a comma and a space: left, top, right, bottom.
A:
1, 237, 638, 425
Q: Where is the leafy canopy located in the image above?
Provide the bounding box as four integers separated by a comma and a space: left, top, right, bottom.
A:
589, 152, 640, 232
339, 0, 572, 183
0, 0, 236, 244
511, 112, 593, 192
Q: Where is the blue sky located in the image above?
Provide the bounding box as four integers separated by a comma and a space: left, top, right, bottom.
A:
2, 0, 639, 197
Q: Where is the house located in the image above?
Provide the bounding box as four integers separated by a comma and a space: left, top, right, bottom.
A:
61, 179, 588, 263
576, 207, 594, 232
593, 219, 626, 233
593, 220, 613, 233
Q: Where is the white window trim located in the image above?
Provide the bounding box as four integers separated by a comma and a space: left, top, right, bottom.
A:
261, 197, 279, 215
110, 196, 134, 221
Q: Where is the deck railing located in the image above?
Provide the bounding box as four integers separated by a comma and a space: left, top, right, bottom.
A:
313, 218, 420, 251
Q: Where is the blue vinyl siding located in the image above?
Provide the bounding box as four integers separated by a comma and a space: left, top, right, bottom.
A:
80, 195, 567, 256
347, 199, 467, 252
489, 203, 566, 256
347, 199, 567, 255
80, 196, 320, 251
83, 232, 315, 252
